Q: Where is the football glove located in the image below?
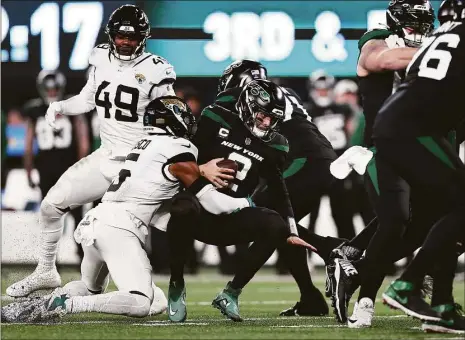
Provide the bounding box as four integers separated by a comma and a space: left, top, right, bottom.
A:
385, 34, 406, 49
45, 102, 62, 130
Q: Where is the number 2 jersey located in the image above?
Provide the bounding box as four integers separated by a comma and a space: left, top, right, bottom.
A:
90, 134, 198, 241
22, 98, 78, 174
194, 100, 294, 221
215, 87, 335, 163
374, 21, 465, 138
59, 44, 176, 158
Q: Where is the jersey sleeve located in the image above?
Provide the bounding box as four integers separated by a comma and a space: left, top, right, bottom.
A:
143, 55, 177, 100
358, 29, 393, 50
162, 139, 198, 163
214, 88, 241, 111
193, 105, 231, 164
59, 59, 97, 115
260, 134, 295, 228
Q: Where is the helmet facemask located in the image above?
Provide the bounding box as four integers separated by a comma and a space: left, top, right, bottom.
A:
107, 30, 149, 61
238, 91, 283, 142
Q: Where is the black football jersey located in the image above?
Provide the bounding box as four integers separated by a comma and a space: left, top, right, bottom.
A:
194, 102, 294, 220
357, 29, 397, 147
215, 88, 335, 161
374, 21, 465, 138
23, 98, 78, 171
309, 101, 354, 155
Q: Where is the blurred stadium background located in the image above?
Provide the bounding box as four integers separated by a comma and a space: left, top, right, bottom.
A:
1, 0, 464, 273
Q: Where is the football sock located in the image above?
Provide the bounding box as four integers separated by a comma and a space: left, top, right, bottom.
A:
37, 200, 66, 271
66, 291, 151, 317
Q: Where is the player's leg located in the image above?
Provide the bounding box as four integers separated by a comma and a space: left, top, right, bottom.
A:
6, 149, 115, 297
274, 159, 335, 316
49, 223, 154, 318
328, 178, 357, 240
203, 208, 289, 322
168, 199, 289, 322
332, 149, 411, 325
377, 136, 465, 323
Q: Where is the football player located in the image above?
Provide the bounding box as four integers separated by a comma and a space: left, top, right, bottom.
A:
6, 5, 175, 311
307, 70, 358, 241
202, 60, 345, 317
1, 96, 265, 323
165, 79, 316, 322
327, 0, 436, 327
378, 0, 465, 333
23, 69, 90, 260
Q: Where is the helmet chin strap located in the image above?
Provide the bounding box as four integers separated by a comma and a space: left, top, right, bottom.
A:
251, 125, 267, 138
402, 29, 426, 47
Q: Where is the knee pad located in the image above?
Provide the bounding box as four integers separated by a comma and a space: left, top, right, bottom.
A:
40, 199, 66, 224
170, 191, 201, 217
43, 177, 73, 210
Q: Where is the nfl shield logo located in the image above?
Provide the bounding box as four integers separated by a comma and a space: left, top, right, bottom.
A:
245, 138, 251, 145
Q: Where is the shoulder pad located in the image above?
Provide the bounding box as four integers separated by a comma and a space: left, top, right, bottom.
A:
359, 29, 393, 50
215, 88, 241, 110
89, 44, 110, 67
162, 137, 198, 161
200, 105, 235, 129
136, 53, 176, 86
267, 133, 289, 153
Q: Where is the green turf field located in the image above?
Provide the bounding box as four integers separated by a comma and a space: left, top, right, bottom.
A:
1, 266, 464, 339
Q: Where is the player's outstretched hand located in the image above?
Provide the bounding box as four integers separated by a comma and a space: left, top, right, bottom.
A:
45, 102, 61, 130
199, 158, 236, 188
286, 235, 318, 252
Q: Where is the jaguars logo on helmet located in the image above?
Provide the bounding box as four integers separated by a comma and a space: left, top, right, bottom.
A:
143, 96, 197, 139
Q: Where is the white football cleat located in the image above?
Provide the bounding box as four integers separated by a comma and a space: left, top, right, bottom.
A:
348, 298, 374, 328
6, 268, 61, 298
149, 282, 168, 316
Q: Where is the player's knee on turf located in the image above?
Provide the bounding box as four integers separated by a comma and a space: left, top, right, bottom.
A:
127, 291, 151, 318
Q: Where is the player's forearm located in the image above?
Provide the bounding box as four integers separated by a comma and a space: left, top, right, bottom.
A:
376, 47, 418, 71
196, 184, 251, 214
188, 177, 251, 214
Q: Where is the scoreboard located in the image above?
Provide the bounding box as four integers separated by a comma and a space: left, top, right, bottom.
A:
1, 0, 442, 78
143, 0, 442, 77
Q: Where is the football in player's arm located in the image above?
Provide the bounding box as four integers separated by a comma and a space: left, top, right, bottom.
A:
193, 102, 297, 233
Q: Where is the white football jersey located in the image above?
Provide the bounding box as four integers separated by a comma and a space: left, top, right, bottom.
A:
89, 44, 176, 157
98, 134, 198, 228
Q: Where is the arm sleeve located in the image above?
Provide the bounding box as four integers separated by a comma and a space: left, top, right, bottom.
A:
59, 66, 97, 115
196, 184, 250, 215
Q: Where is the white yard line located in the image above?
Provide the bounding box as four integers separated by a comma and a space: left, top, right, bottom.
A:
1, 315, 409, 326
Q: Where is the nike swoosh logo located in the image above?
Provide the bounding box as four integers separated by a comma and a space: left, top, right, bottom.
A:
169, 305, 178, 316
181, 144, 191, 148
348, 318, 357, 324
